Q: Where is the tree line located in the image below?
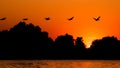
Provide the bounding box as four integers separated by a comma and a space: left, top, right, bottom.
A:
0, 22, 120, 60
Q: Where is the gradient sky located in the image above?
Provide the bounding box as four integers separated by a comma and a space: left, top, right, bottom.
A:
0, 0, 120, 47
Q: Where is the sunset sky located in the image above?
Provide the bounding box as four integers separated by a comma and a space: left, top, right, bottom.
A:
0, 0, 120, 47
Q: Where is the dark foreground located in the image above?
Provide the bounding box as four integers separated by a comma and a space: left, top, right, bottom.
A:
0, 22, 120, 60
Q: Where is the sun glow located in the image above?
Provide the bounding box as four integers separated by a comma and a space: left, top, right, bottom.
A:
83, 36, 100, 48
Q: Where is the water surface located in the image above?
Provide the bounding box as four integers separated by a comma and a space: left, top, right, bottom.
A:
0, 60, 120, 68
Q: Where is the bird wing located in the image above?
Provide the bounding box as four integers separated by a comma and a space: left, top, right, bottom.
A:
97, 16, 101, 19
68, 17, 74, 20
0, 17, 6, 20
68, 18, 71, 20
71, 17, 74, 19
93, 18, 97, 20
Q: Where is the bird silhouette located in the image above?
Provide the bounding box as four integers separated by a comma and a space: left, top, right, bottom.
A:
68, 17, 74, 21
93, 16, 101, 21
0, 17, 6, 21
45, 17, 50, 21
23, 18, 28, 21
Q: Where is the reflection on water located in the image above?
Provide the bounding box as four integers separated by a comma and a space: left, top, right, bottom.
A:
0, 60, 120, 68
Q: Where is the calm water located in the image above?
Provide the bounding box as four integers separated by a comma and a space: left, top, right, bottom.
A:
0, 60, 120, 68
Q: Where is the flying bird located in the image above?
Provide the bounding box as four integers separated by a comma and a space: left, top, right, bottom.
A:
23, 18, 28, 21
0, 17, 6, 21
45, 17, 50, 21
68, 17, 74, 21
93, 16, 101, 21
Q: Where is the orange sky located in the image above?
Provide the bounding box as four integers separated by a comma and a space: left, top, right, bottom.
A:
0, 0, 120, 47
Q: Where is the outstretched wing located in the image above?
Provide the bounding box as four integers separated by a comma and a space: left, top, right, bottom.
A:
97, 16, 101, 20
93, 18, 97, 21
93, 16, 101, 21
0, 17, 6, 20
68, 17, 74, 21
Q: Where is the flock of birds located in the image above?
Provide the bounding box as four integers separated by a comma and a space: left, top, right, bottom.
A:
0, 16, 101, 21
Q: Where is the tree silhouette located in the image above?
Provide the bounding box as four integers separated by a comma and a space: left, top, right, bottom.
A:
54, 33, 74, 59
0, 22, 55, 59
0, 21, 120, 59
55, 33, 74, 49
90, 36, 120, 59
75, 37, 85, 51
74, 37, 87, 59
